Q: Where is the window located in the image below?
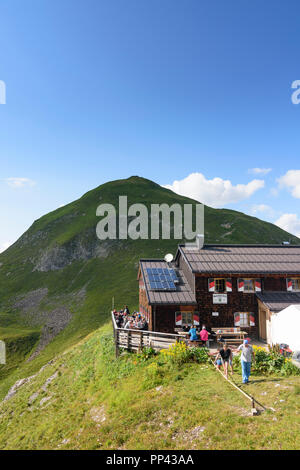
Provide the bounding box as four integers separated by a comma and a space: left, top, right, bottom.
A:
239, 313, 249, 327
209, 278, 232, 292
243, 279, 255, 293
292, 279, 300, 291
287, 278, 300, 291
238, 278, 261, 292
215, 278, 226, 293
291, 278, 300, 291
182, 312, 194, 325
175, 312, 199, 326
234, 312, 255, 327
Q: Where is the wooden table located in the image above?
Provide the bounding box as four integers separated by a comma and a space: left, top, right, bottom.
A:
216, 330, 247, 346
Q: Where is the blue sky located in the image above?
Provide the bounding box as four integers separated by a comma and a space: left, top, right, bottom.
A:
1, 0, 300, 250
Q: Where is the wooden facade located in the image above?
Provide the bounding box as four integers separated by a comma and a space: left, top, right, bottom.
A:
152, 304, 198, 333
194, 273, 258, 336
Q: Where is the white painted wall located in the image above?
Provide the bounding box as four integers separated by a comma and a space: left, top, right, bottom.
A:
270, 305, 300, 351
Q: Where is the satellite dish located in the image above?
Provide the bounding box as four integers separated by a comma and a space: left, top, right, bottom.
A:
164, 253, 174, 263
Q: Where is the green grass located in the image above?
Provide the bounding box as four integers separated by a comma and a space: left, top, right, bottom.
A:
0, 323, 299, 450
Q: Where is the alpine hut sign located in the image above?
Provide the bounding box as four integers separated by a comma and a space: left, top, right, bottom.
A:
213, 293, 228, 304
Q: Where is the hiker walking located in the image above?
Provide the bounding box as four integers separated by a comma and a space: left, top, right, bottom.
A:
237, 339, 254, 384
215, 343, 233, 379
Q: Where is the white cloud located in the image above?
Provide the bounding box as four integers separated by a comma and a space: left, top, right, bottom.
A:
269, 187, 279, 197
250, 204, 275, 218
248, 168, 272, 175
275, 213, 300, 238
163, 173, 265, 208
278, 170, 300, 198
0, 241, 11, 253
4, 177, 36, 188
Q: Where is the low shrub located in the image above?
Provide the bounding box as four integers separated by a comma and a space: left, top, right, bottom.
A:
160, 342, 210, 366
136, 347, 157, 362
160, 341, 191, 366
189, 346, 210, 363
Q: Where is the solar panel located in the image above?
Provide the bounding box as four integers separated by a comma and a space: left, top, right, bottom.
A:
146, 268, 178, 291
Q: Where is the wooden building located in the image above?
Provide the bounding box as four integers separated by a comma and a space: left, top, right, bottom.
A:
138, 244, 300, 339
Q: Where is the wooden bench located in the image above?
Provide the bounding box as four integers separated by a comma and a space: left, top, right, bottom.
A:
219, 338, 243, 345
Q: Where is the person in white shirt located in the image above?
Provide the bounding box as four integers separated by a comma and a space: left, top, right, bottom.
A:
124, 319, 132, 329
237, 339, 254, 384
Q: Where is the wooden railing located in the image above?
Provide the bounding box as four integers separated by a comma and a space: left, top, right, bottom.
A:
111, 312, 182, 356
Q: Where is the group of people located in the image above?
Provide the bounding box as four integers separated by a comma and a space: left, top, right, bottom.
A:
187, 325, 210, 345
214, 339, 254, 384
187, 324, 254, 384
113, 306, 148, 331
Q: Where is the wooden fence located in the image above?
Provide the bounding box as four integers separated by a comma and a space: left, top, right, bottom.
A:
111, 312, 181, 356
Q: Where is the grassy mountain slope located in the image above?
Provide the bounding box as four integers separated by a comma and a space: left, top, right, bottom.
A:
0, 176, 299, 399
0, 324, 299, 450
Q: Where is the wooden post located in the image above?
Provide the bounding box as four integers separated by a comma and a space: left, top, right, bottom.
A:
139, 331, 143, 352
115, 329, 120, 357
127, 330, 131, 350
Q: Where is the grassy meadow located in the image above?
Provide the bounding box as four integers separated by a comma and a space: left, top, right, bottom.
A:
0, 323, 299, 450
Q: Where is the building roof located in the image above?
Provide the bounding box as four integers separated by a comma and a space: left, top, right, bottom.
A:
178, 244, 300, 274
139, 259, 197, 306
256, 291, 300, 312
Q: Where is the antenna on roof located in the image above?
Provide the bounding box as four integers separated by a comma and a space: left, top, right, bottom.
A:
164, 253, 174, 264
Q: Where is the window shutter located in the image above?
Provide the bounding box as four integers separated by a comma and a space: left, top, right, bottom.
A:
226, 279, 232, 292
249, 313, 255, 326
287, 279, 293, 291
238, 279, 245, 292
255, 279, 261, 292
193, 312, 200, 325
208, 278, 215, 292
234, 312, 240, 326
175, 312, 182, 326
